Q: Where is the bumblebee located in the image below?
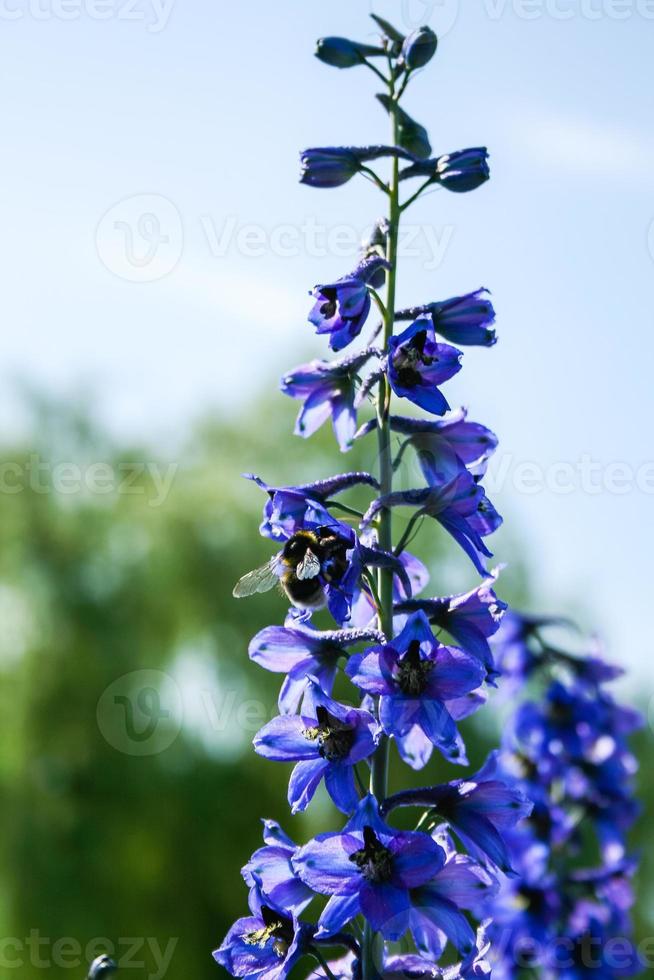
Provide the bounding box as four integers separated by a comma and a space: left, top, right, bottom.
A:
233, 527, 349, 610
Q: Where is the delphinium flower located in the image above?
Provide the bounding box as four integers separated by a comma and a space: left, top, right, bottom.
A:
214, 13, 639, 980
483, 615, 643, 977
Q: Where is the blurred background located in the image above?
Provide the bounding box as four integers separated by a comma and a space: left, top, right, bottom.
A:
0, 1, 652, 977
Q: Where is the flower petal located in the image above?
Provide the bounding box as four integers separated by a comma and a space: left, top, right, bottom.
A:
293, 834, 361, 894
254, 716, 317, 762
288, 759, 328, 813
360, 881, 411, 939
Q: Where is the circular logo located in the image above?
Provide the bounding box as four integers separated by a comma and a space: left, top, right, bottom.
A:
97, 669, 183, 756
370, 0, 460, 38
95, 194, 183, 283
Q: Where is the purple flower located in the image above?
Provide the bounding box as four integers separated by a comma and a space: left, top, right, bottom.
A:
383, 752, 533, 875
347, 612, 486, 768
242, 820, 313, 914
387, 317, 462, 415
388, 411, 498, 489
309, 257, 388, 352
399, 149, 490, 193
293, 795, 447, 941
396, 289, 496, 347
249, 613, 385, 713
409, 828, 497, 958
281, 348, 379, 452
361, 473, 502, 577
395, 569, 506, 678
213, 891, 312, 980
244, 471, 378, 541
253, 683, 380, 814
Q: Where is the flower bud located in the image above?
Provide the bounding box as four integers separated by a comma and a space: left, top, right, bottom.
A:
88, 956, 117, 980
315, 36, 385, 69
436, 148, 490, 193
300, 148, 360, 188
399, 148, 490, 193
401, 27, 438, 69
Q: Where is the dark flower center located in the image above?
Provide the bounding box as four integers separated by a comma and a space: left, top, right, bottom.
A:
392, 329, 436, 388
319, 287, 338, 320
397, 639, 433, 696
302, 705, 355, 761
349, 825, 393, 884
517, 886, 547, 918
244, 907, 294, 959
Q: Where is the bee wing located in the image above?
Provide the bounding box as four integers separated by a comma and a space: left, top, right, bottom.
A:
296, 549, 321, 581
233, 558, 280, 598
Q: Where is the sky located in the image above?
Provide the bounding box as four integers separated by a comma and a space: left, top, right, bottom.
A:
0, 0, 653, 687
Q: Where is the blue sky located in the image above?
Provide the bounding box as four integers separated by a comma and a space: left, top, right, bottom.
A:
1, 0, 652, 685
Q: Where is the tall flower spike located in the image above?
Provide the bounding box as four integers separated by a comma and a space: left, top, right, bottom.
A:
217, 14, 640, 980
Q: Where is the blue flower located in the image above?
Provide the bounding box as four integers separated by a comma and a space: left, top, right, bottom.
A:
383, 751, 533, 875
249, 613, 385, 714
396, 290, 496, 347
347, 612, 486, 768
309, 257, 388, 352
213, 887, 313, 980
242, 820, 313, 914
281, 347, 380, 452
315, 36, 385, 69
395, 569, 506, 678
409, 828, 497, 958
293, 795, 447, 941
244, 471, 378, 542
253, 683, 380, 814
387, 317, 462, 415
361, 473, 502, 577
399, 149, 490, 193
389, 411, 498, 488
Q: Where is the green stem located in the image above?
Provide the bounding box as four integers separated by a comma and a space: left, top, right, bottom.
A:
400, 177, 434, 213
325, 500, 364, 520
311, 949, 339, 980
362, 74, 402, 980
